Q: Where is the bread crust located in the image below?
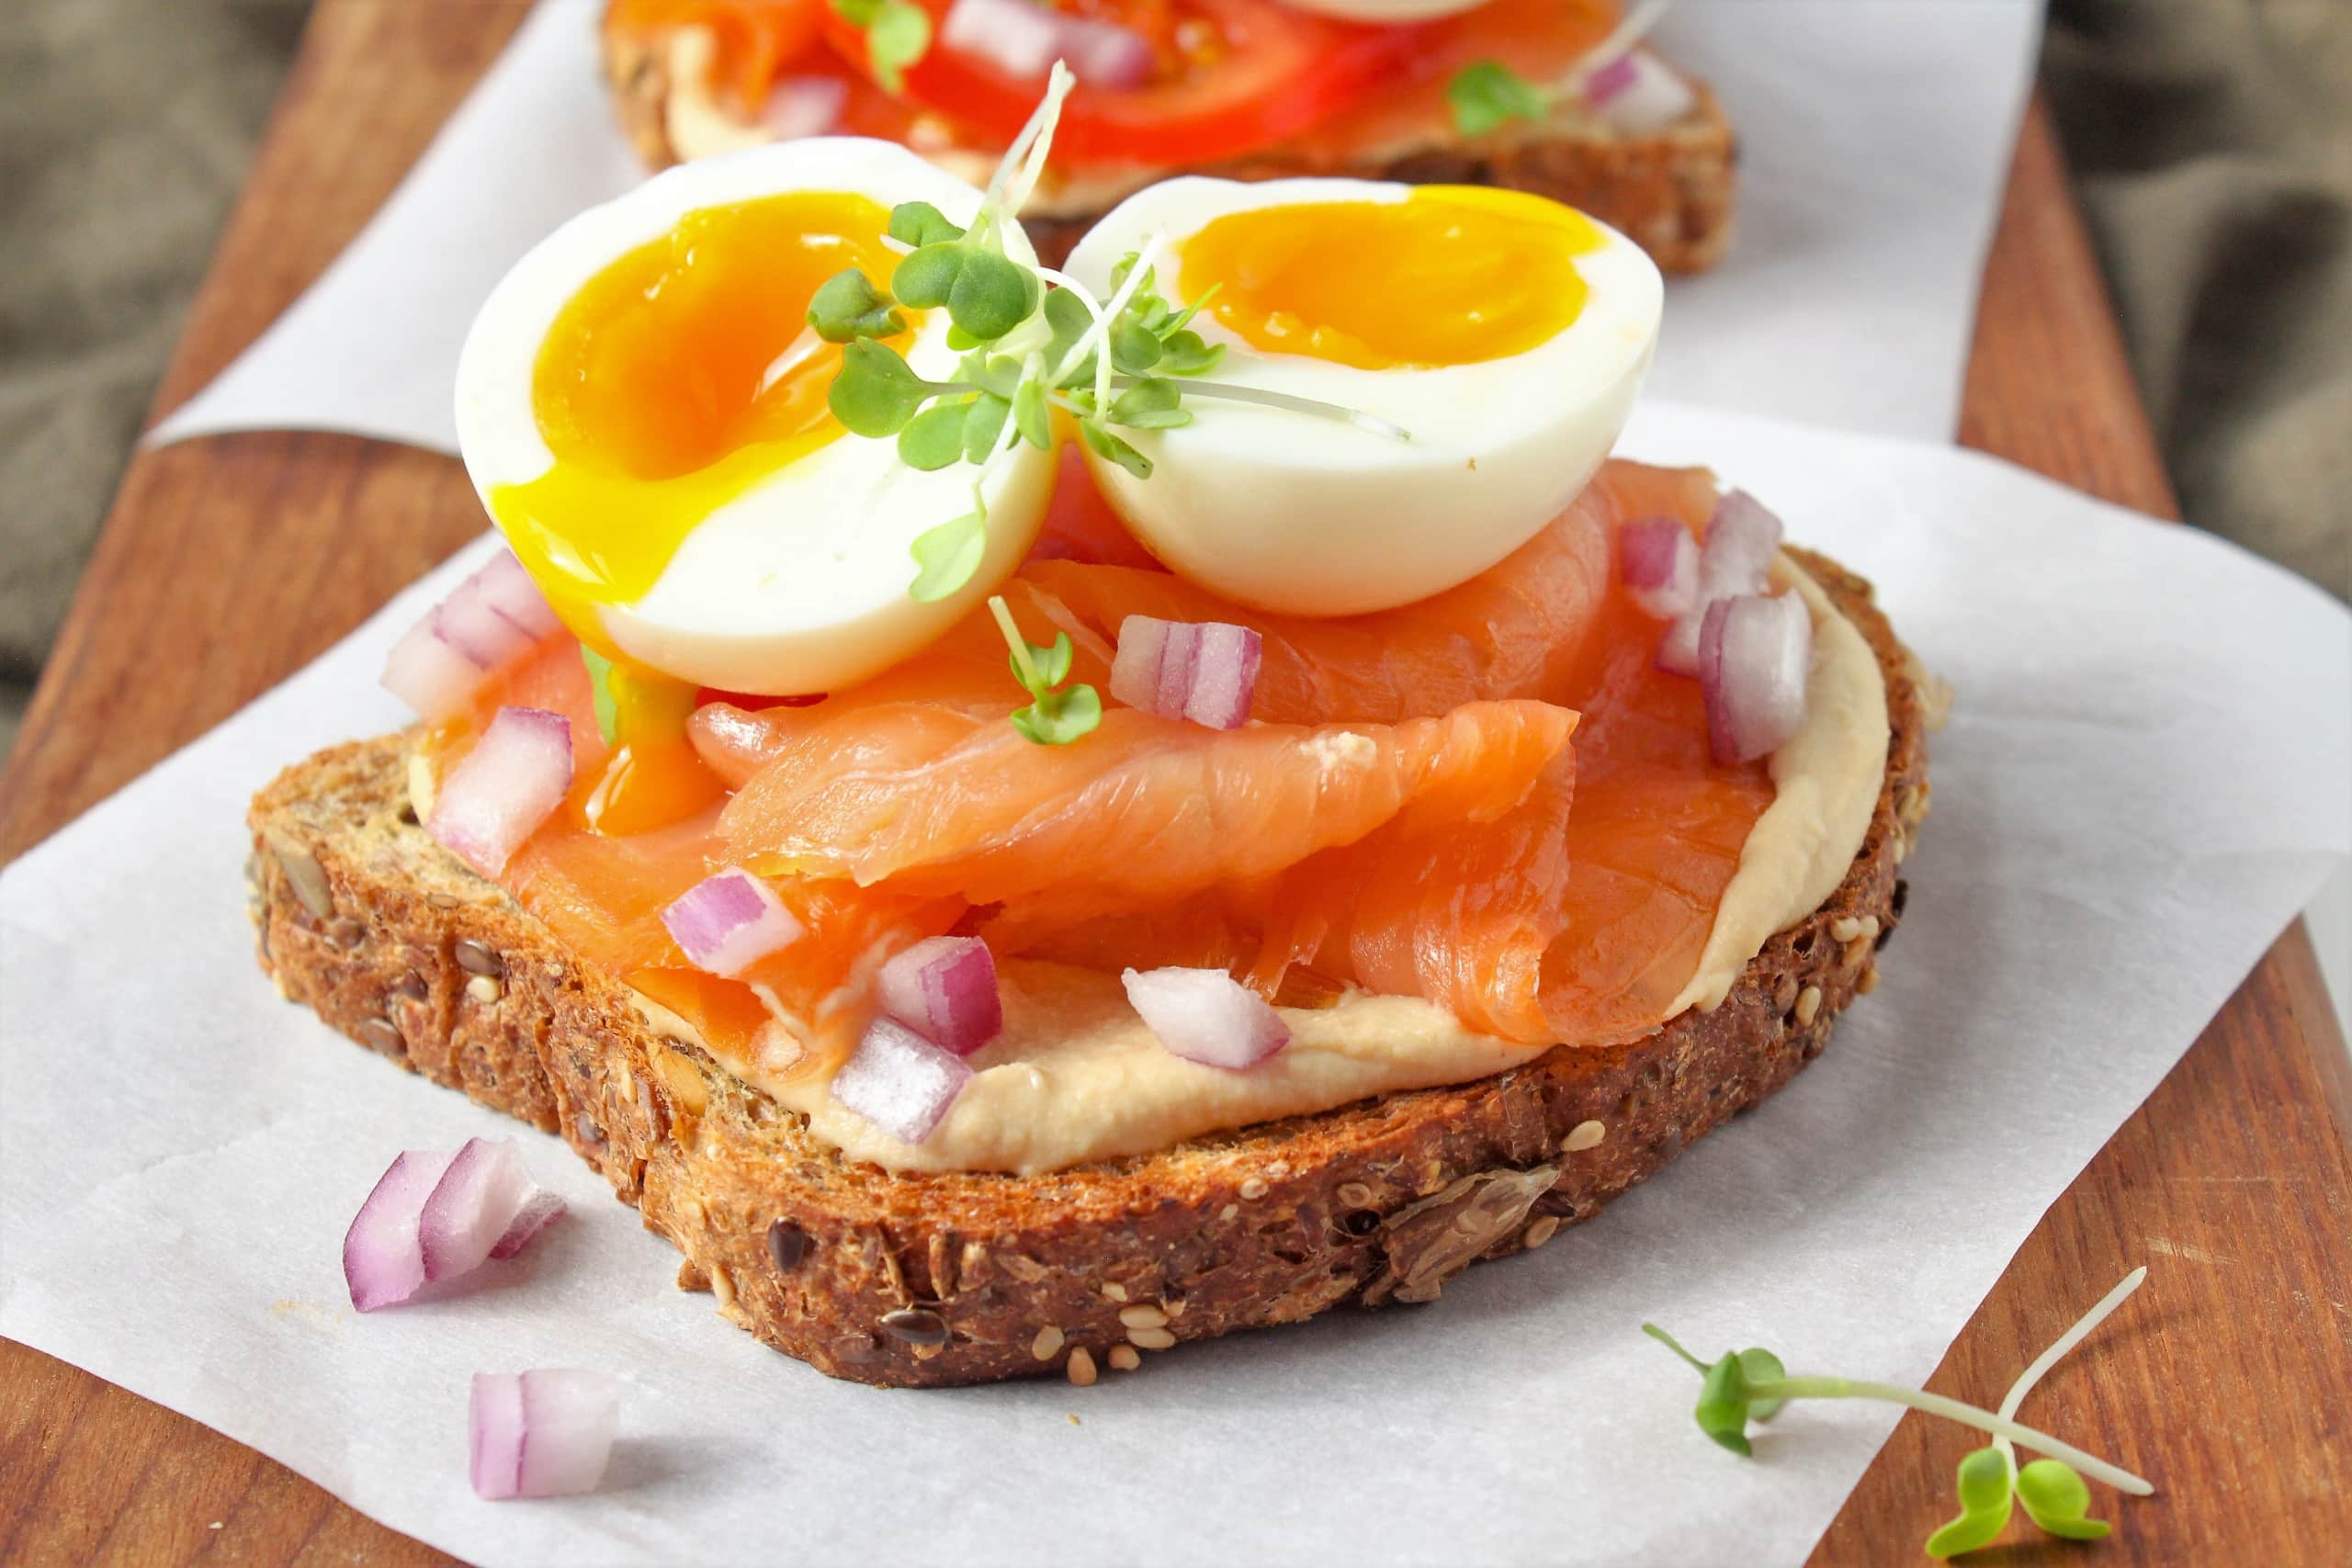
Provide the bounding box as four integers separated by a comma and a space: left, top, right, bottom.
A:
597, 21, 1736, 273
248, 549, 1925, 1387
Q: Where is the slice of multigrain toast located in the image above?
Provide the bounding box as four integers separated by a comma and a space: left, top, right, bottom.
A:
248, 549, 1927, 1389
599, 26, 1737, 273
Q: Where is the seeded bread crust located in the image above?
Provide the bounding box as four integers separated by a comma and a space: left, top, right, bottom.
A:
248, 549, 1926, 1388
600, 23, 1736, 273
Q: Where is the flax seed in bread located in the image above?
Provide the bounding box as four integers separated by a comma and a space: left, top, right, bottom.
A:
247, 547, 1926, 1389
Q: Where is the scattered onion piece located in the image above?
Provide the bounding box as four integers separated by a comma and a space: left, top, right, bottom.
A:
1700, 592, 1814, 764
1121, 966, 1292, 1070
661, 868, 805, 977
940, 0, 1153, 87
831, 1018, 974, 1145
876, 936, 1003, 1055
1591, 51, 1697, 134
380, 550, 561, 722
469, 1370, 618, 1501
427, 705, 574, 876
1620, 517, 1700, 620
1657, 490, 1786, 675
1110, 615, 1262, 730
760, 74, 847, 140
344, 1137, 567, 1313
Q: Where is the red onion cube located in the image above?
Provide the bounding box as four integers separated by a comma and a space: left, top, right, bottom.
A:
761, 74, 847, 140
382, 615, 492, 723
831, 1017, 974, 1145
1593, 51, 1697, 134
940, 0, 1152, 87
1657, 490, 1787, 675
876, 935, 1002, 1055
662, 869, 805, 977
427, 705, 573, 876
1110, 615, 1262, 730
434, 579, 537, 669
1620, 518, 1700, 621
1121, 966, 1292, 1070
343, 1137, 566, 1312
1584, 51, 1639, 106
1700, 592, 1814, 764
469, 1370, 618, 1500
471, 550, 563, 640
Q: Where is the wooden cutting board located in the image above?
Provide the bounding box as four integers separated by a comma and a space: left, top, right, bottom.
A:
1, 3, 2346, 1561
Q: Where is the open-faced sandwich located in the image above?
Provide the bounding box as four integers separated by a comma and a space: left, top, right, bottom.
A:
250, 69, 1928, 1388
598, 0, 1736, 271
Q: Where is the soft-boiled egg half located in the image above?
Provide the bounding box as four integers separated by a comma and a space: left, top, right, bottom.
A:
455, 140, 1054, 695
1064, 177, 1662, 615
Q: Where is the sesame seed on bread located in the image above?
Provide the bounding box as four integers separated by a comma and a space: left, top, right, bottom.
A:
247, 547, 1926, 1388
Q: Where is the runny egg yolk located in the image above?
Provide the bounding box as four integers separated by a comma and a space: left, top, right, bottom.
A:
492, 189, 910, 644
1177, 186, 1604, 371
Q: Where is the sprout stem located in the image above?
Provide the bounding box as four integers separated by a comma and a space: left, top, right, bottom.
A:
1756, 1377, 2153, 1496
1992, 1267, 2147, 1469
988, 595, 1042, 692
1127, 376, 1412, 442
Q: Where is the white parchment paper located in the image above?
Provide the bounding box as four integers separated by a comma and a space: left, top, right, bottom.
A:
146, 0, 2038, 452
4, 405, 2346, 1566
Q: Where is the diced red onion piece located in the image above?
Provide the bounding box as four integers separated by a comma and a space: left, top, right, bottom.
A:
939, 0, 1153, 87
1121, 966, 1292, 1070
344, 1148, 458, 1312
1620, 517, 1700, 620
661, 868, 805, 977
471, 550, 563, 640
434, 578, 537, 669
761, 74, 847, 141
382, 615, 492, 723
1594, 51, 1696, 134
831, 1017, 973, 1145
876, 936, 1002, 1055
491, 1188, 568, 1260
1658, 490, 1787, 674
1584, 51, 1638, 106
1110, 615, 1262, 730
469, 1370, 618, 1501
343, 1138, 564, 1311
420, 1136, 535, 1283
1700, 592, 1813, 763
427, 705, 574, 876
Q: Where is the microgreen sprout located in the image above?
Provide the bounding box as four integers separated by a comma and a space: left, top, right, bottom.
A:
1445, 0, 1676, 135
987, 594, 1101, 746
828, 0, 931, 94
1645, 1267, 2153, 1559
797, 62, 1408, 743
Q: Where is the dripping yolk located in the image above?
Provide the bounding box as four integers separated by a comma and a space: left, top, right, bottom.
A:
1176, 186, 1603, 371
492, 189, 910, 642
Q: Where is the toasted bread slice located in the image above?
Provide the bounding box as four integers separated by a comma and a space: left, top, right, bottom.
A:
248, 548, 1925, 1388
599, 24, 1736, 273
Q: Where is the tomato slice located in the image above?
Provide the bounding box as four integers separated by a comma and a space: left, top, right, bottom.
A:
825, 0, 1430, 166
608, 0, 826, 111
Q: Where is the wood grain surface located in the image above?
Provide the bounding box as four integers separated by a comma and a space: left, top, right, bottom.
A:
1, 3, 2345, 1562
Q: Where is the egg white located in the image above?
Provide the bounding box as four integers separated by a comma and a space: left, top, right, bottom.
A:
1063, 176, 1661, 616
455, 138, 1054, 694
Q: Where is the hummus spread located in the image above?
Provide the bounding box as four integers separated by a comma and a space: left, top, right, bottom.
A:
629, 554, 1891, 1177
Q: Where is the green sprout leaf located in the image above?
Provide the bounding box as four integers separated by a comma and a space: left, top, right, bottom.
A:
1924, 1448, 2016, 1559
896, 400, 967, 471
1012, 630, 1075, 690
1739, 1348, 1788, 1421
806, 267, 904, 343
1447, 60, 1551, 137
2016, 1459, 2110, 1541
961, 392, 1012, 463
830, 339, 932, 436
579, 645, 619, 748
831, 0, 931, 93
946, 248, 1039, 342
1158, 328, 1223, 377
891, 243, 966, 310
888, 200, 964, 248
1693, 1353, 1757, 1457
959, 352, 1023, 400
1080, 417, 1151, 479
908, 512, 987, 602
1109, 377, 1191, 430
1011, 374, 1050, 449
1110, 316, 1164, 375
1011, 682, 1102, 747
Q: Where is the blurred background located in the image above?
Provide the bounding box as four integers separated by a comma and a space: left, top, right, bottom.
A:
1, 0, 2346, 765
